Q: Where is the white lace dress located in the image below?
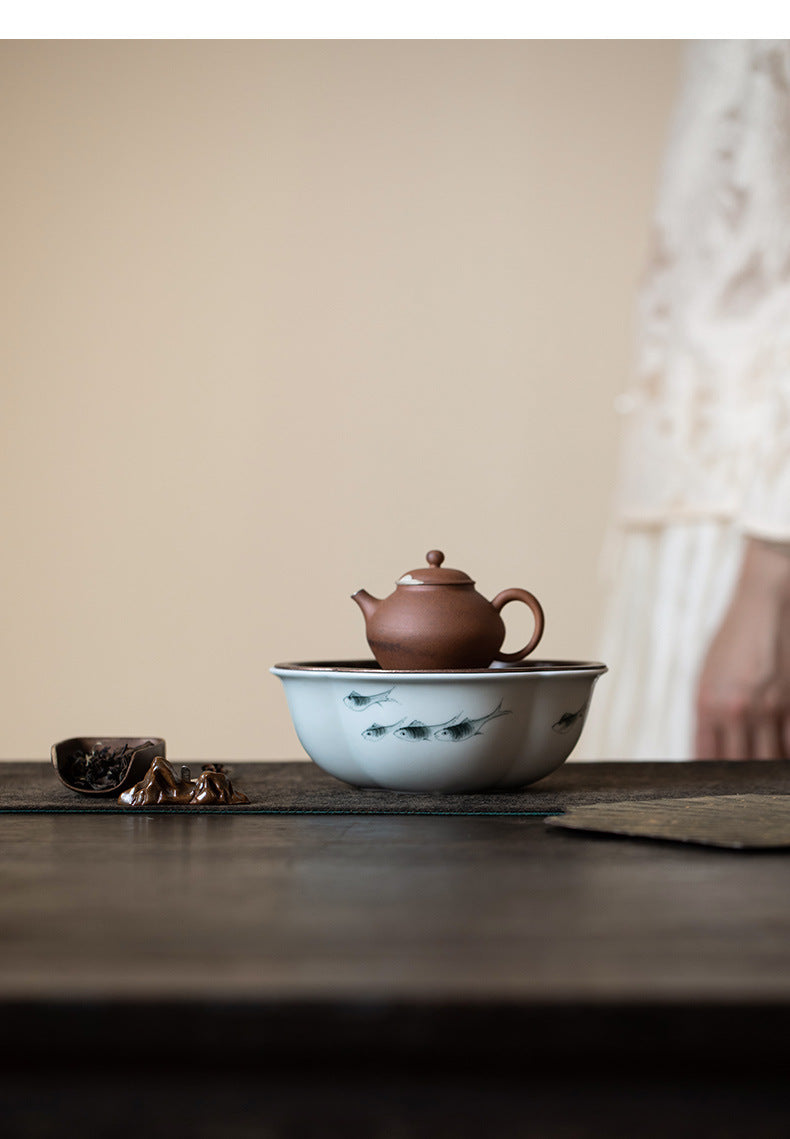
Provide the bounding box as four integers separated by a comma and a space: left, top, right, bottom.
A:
579, 40, 790, 760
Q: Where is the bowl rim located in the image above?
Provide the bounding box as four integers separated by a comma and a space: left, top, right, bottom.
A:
271, 659, 607, 678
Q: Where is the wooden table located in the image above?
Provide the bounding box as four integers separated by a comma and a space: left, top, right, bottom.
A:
2, 761, 790, 1137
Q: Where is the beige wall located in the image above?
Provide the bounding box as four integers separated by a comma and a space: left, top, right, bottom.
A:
0, 40, 682, 760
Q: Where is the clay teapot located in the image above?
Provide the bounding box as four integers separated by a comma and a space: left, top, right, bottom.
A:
352, 550, 545, 670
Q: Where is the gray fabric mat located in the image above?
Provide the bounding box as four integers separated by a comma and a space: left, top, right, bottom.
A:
547, 794, 790, 849
1, 760, 789, 815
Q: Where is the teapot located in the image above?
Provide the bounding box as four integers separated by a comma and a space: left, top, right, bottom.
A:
352, 550, 544, 670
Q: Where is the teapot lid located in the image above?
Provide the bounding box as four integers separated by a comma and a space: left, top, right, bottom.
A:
396, 550, 474, 586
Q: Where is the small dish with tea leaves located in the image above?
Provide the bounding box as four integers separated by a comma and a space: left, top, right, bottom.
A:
51, 736, 166, 796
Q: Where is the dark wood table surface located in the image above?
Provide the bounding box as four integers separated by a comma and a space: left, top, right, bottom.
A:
3, 760, 790, 1138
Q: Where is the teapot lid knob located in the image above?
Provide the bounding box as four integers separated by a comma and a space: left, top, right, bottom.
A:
396, 550, 473, 586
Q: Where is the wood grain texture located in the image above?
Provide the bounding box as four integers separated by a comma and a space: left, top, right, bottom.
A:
3, 761, 790, 1135
2, 762, 790, 1004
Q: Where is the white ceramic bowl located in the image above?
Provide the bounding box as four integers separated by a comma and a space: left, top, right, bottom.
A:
271, 659, 607, 793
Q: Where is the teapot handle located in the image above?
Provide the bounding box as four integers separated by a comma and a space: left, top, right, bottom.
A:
490, 588, 545, 662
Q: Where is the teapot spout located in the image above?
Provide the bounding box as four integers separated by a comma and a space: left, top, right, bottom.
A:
351, 589, 381, 623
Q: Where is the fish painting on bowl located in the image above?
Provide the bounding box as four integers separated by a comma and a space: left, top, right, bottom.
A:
271, 660, 607, 793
